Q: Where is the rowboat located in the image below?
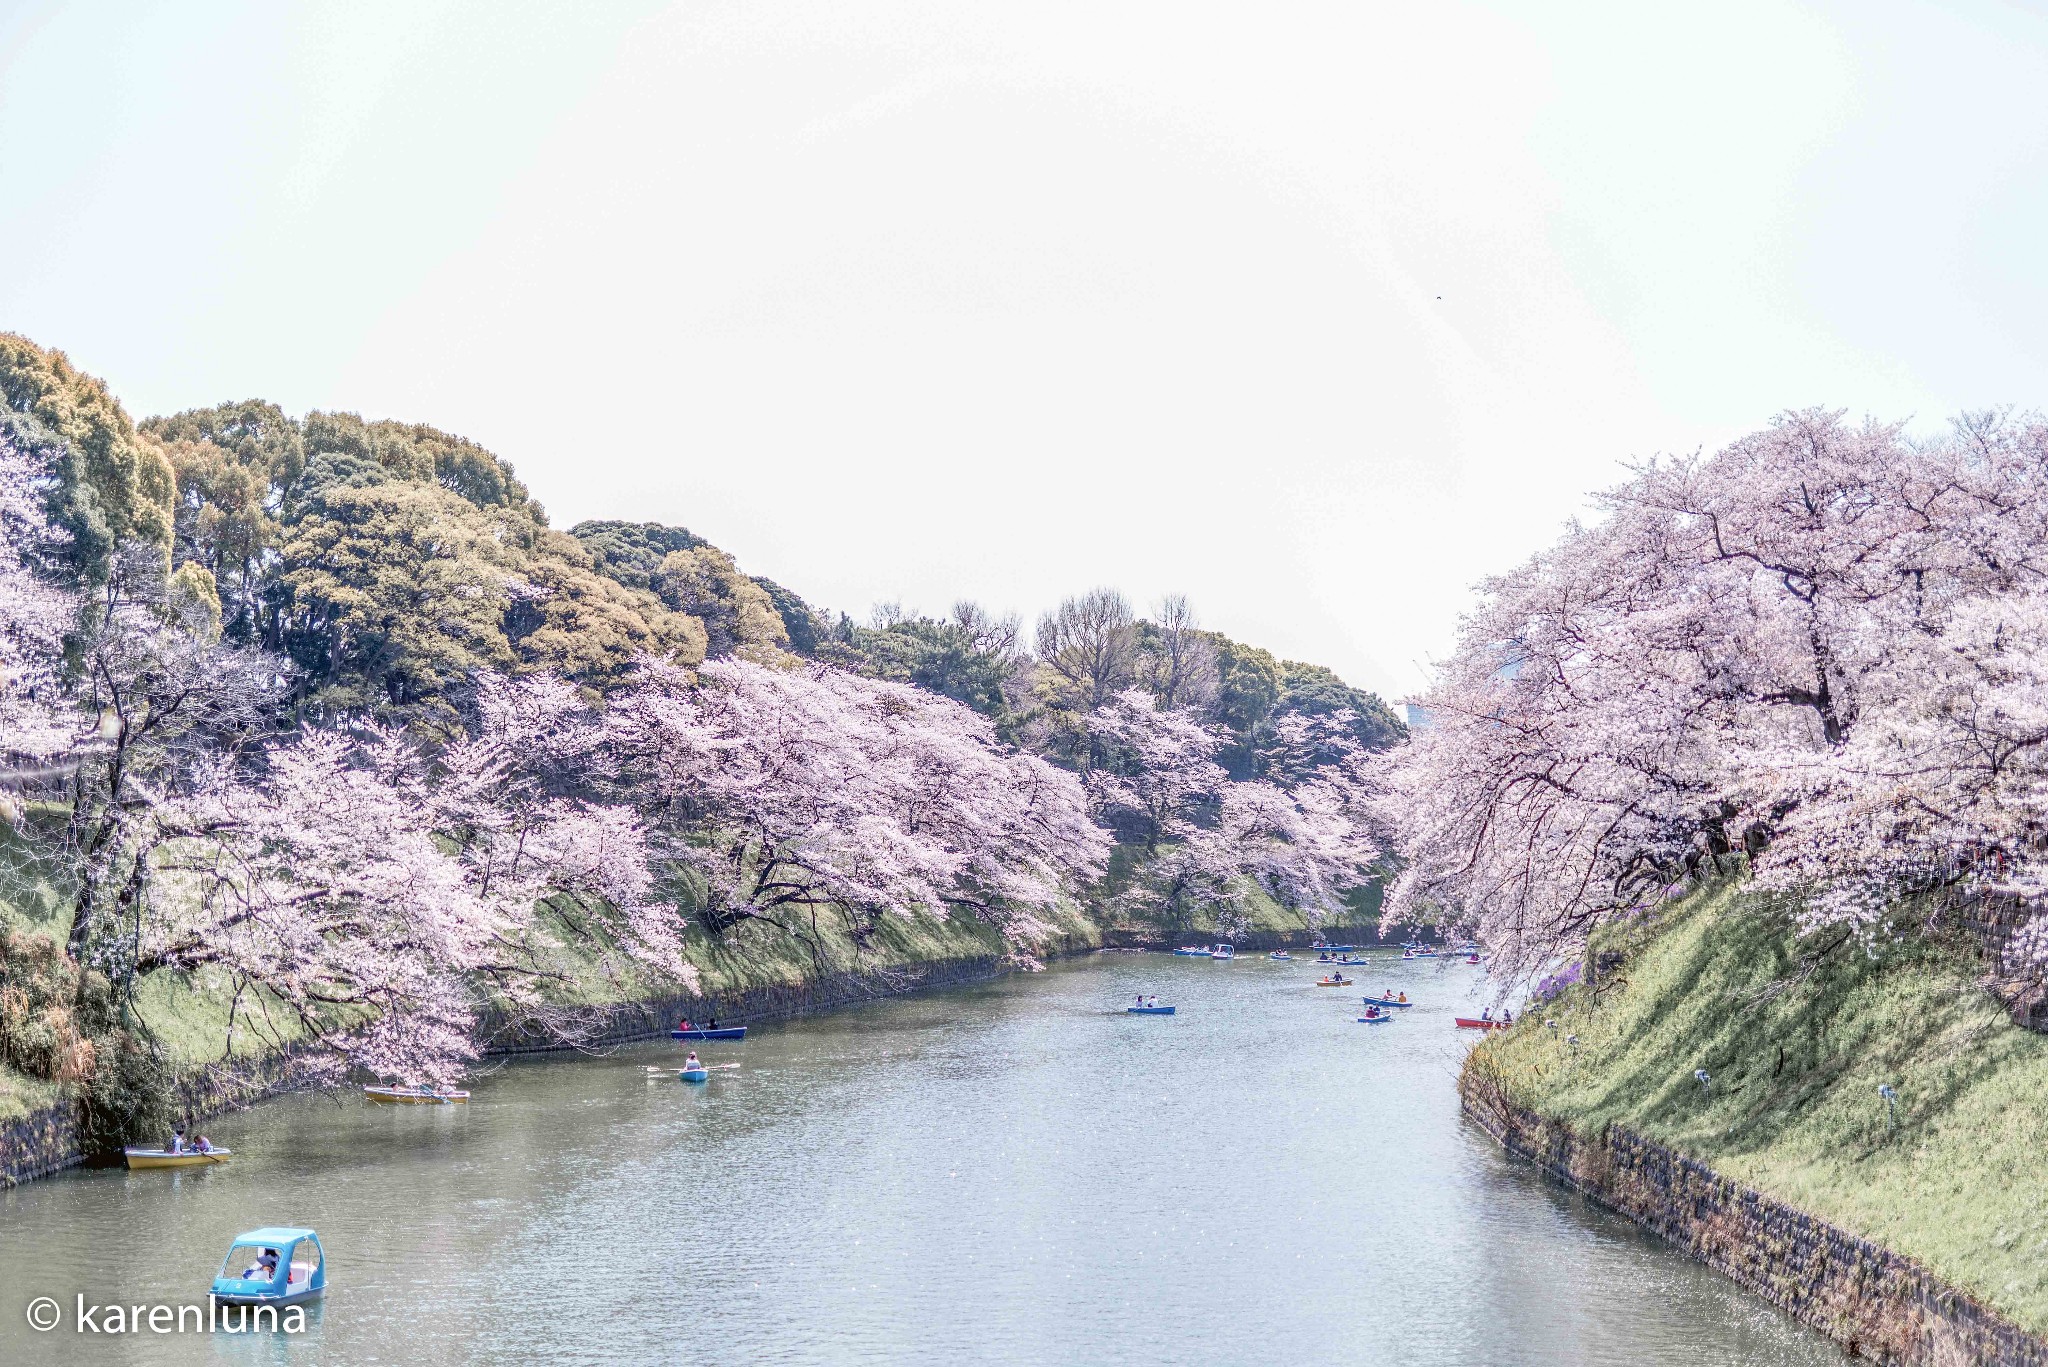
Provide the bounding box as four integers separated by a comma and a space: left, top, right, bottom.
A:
364, 1086, 469, 1104
1360, 994, 1412, 1008
670, 1026, 747, 1041
1455, 1017, 1508, 1030
124, 1147, 232, 1169
1355, 1014, 1393, 1024
212, 1228, 326, 1309
1315, 955, 1367, 966
1127, 1005, 1176, 1015
677, 1066, 710, 1083
1315, 976, 1354, 987
1268, 951, 1292, 961
1172, 947, 1211, 957
1402, 949, 1440, 960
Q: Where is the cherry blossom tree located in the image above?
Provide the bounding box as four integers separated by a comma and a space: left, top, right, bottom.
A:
1382, 408, 2048, 982
0, 420, 85, 781
604, 657, 1110, 960
131, 678, 667, 1087
1087, 690, 1379, 937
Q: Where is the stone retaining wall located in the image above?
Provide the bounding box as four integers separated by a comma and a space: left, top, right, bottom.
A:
476, 952, 1015, 1054
1460, 1069, 2048, 1365
1, 1048, 330, 1189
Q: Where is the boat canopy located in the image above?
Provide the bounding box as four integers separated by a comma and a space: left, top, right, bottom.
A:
232, 1227, 317, 1245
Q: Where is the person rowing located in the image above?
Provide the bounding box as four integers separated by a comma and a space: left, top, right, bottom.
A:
684, 1051, 703, 1070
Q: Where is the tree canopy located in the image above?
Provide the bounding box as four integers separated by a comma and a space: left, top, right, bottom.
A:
0, 334, 175, 583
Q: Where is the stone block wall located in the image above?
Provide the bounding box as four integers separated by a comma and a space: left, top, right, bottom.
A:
1461, 1072, 2048, 1365
476, 952, 1013, 1053
1, 1047, 329, 1189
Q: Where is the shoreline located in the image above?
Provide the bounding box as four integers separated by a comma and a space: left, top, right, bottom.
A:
1459, 1066, 2048, 1366
1, 922, 1394, 1187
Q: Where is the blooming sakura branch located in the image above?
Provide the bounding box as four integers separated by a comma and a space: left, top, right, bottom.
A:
1380, 408, 2048, 979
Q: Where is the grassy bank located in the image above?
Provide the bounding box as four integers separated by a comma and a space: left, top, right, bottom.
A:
2, 822, 1371, 1130
1473, 881, 2048, 1334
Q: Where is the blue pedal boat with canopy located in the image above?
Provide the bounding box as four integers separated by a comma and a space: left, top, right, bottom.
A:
211, 1228, 326, 1307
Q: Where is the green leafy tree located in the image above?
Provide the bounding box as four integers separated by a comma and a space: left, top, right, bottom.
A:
651, 545, 789, 658
0, 334, 174, 583
842, 602, 1027, 728
301, 411, 544, 522
568, 520, 706, 590
1275, 660, 1405, 749
142, 401, 304, 640
273, 481, 521, 719
752, 576, 826, 655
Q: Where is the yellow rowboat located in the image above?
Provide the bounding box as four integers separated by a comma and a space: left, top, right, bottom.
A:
124, 1147, 232, 1169
364, 1086, 469, 1105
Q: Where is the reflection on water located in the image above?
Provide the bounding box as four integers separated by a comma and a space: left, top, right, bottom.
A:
0, 953, 1842, 1365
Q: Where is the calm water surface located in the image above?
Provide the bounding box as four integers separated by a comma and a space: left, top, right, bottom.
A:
0, 952, 1843, 1365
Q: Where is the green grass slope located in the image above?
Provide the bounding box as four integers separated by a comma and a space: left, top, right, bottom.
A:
1477, 881, 2048, 1332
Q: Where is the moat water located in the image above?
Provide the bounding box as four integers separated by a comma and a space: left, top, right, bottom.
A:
0, 952, 1843, 1365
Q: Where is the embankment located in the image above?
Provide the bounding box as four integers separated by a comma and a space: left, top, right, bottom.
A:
2, 897, 1386, 1185
1461, 882, 2048, 1363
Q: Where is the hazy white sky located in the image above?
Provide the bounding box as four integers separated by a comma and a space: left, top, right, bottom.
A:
3, 1, 2045, 696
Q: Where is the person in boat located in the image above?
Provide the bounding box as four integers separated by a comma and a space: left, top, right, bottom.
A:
241, 1249, 279, 1280
684, 1051, 703, 1070
1136, 994, 1144, 1008
193, 1135, 212, 1154
708, 1017, 718, 1030
1481, 1006, 1492, 1021
168, 1125, 186, 1155
1501, 1009, 1513, 1025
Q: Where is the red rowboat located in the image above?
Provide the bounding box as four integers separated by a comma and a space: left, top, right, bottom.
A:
1455, 1017, 1508, 1030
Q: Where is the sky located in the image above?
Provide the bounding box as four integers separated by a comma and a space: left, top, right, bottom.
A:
3, 0, 2045, 697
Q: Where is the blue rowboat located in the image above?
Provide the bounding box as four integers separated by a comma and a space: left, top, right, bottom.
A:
678, 1066, 710, 1082
670, 1026, 747, 1040
1361, 994, 1413, 1008
1312, 943, 1361, 952
1127, 1005, 1176, 1015
1355, 1014, 1393, 1024
1172, 947, 1211, 957
1268, 951, 1292, 960
211, 1228, 326, 1308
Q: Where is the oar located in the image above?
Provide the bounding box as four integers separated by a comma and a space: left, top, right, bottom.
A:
644, 1064, 742, 1074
